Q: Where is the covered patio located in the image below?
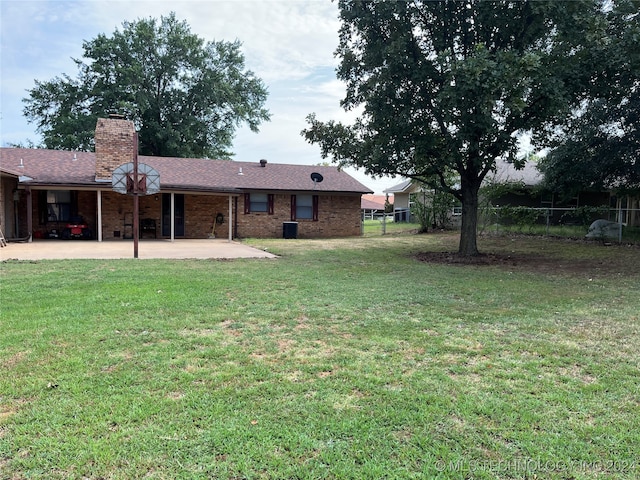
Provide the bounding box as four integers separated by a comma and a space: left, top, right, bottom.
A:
0, 239, 276, 261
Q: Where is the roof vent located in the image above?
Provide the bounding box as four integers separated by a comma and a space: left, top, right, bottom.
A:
260, 159, 267, 167
238, 167, 244, 176
18, 158, 24, 168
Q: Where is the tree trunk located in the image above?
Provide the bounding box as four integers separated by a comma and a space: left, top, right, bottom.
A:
458, 177, 481, 256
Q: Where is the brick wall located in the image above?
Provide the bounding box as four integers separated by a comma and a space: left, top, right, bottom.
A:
184, 195, 231, 238
236, 193, 361, 239
78, 191, 98, 234
100, 191, 155, 239
15, 188, 30, 239
0, 176, 12, 237
95, 117, 136, 181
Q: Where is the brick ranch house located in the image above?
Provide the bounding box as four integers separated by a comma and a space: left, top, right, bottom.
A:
0, 117, 372, 242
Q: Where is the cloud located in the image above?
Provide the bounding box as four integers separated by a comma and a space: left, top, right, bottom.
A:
86, 0, 341, 82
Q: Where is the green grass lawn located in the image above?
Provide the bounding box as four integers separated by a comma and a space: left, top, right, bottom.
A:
1, 233, 639, 479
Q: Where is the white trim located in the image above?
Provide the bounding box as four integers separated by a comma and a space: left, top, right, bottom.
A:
97, 190, 103, 242
170, 193, 175, 242
228, 195, 233, 242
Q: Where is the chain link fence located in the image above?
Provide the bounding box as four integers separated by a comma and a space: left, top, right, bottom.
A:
362, 216, 421, 236
479, 206, 640, 243
362, 206, 640, 243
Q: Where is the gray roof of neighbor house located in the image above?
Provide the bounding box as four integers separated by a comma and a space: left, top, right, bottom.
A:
489, 160, 543, 186
384, 179, 419, 193
0, 148, 372, 194
382, 160, 543, 194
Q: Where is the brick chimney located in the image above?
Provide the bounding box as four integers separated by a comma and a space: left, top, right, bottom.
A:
94, 115, 136, 181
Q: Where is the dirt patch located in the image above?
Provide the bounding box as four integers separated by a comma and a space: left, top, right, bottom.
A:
3, 350, 31, 368
415, 249, 601, 275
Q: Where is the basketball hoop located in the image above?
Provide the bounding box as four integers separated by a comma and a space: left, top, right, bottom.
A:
112, 162, 160, 195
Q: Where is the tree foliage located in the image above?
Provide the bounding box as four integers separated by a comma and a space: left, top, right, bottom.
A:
302, 0, 617, 255
23, 12, 270, 158
410, 186, 458, 233
540, 95, 640, 197
539, 1, 640, 197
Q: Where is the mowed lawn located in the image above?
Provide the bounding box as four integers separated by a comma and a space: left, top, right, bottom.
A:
1, 233, 639, 479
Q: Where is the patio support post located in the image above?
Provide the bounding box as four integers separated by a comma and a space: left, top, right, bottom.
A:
228, 195, 233, 242
618, 200, 623, 243
26, 186, 33, 242
132, 133, 140, 259
97, 190, 103, 242
170, 192, 175, 242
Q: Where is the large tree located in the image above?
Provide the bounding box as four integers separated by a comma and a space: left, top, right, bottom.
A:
23, 12, 270, 158
303, 0, 614, 256
539, 2, 640, 197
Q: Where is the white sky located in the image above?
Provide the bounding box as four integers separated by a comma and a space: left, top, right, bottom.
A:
0, 0, 401, 194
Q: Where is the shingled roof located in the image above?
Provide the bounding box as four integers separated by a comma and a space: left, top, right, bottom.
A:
490, 159, 543, 186
0, 148, 372, 194
361, 194, 389, 210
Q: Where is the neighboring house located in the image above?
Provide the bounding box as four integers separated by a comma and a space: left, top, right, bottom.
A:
487, 159, 615, 210
384, 179, 461, 226
486, 160, 638, 226
361, 194, 391, 220
0, 117, 372, 242
370, 160, 638, 230
384, 179, 421, 222
382, 163, 547, 219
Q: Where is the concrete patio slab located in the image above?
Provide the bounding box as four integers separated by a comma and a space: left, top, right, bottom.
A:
0, 239, 277, 260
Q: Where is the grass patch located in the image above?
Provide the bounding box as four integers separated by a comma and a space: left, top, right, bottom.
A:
490, 223, 640, 243
1, 233, 639, 479
362, 219, 422, 236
